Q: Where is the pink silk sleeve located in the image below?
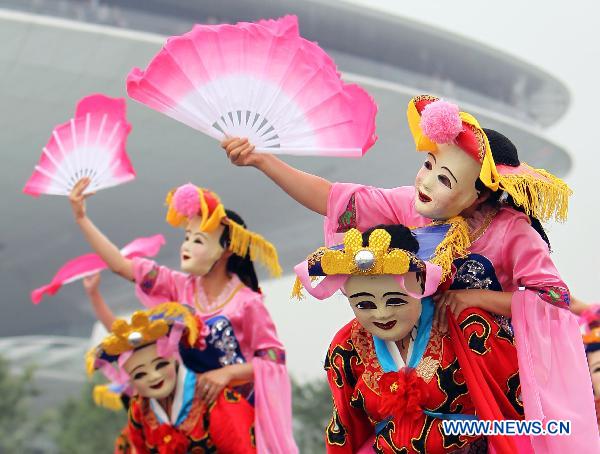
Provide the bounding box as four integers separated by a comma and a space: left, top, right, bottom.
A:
241, 298, 298, 453
502, 216, 569, 302
503, 217, 599, 450
324, 183, 424, 246
512, 290, 600, 452
132, 257, 187, 308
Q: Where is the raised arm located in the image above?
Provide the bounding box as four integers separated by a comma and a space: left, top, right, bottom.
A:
222, 137, 331, 215
82, 273, 116, 331
69, 178, 134, 281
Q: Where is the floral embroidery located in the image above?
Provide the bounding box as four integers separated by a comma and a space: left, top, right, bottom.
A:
140, 266, 159, 294
351, 320, 383, 394
336, 194, 357, 233
208, 317, 245, 367
415, 356, 439, 383
537, 286, 570, 308
255, 348, 286, 365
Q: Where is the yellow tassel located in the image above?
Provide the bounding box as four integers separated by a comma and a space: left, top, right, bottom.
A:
85, 348, 97, 378
430, 216, 471, 281
228, 220, 283, 277
291, 277, 304, 300
93, 384, 124, 411
499, 167, 572, 222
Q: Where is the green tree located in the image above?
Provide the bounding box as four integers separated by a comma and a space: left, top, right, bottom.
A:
292, 377, 332, 453
50, 381, 128, 454
0, 355, 38, 452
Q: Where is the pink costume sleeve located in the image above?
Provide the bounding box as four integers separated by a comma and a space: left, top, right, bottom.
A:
131, 257, 189, 308
505, 219, 600, 451
242, 296, 298, 454
324, 183, 424, 246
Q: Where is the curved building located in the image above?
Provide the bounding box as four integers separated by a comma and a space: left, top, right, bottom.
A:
0, 0, 570, 343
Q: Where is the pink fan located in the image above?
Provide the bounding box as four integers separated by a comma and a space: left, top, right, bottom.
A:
31, 234, 165, 304
23, 94, 135, 197
127, 16, 377, 157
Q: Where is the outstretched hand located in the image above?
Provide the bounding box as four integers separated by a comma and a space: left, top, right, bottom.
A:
221, 137, 262, 167
69, 177, 95, 220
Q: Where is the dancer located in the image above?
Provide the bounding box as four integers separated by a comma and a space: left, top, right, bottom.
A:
222, 95, 598, 450
69, 180, 297, 453
88, 302, 256, 453
294, 224, 523, 453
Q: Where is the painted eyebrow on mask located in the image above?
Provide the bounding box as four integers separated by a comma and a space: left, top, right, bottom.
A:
427, 152, 436, 163
130, 364, 146, 374
441, 166, 458, 183
383, 292, 407, 297
349, 292, 375, 299
185, 230, 208, 238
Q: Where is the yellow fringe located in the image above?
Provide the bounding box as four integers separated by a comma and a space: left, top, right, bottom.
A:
290, 276, 321, 300
291, 277, 305, 300
84, 347, 96, 378
430, 216, 471, 281
93, 385, 124, 411
499, 168, 572, 223
228, 220, 283, 277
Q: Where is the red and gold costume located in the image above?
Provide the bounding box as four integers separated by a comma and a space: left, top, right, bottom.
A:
88, 302, 257, 454
324, 308, 523, 453
128, 385, 255, 453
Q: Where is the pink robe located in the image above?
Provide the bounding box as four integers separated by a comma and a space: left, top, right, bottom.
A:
326, 183, 599, 452
132, 257, 298, 454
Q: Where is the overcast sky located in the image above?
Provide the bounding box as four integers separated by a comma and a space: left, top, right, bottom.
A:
269, 0, 600, 381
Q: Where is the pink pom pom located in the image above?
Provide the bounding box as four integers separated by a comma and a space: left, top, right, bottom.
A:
420, 100, 463, 144
172, 183, 201, 218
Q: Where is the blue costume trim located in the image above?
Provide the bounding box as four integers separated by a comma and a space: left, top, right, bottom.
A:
373, 297, 434, 372
412, 224, 451, 262
175, 368, 197, 427
150, 366, 197, 427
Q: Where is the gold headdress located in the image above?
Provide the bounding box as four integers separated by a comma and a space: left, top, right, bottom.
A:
292, 217, 470, 300
85, 303, 200, 411
320, 229, 416, 276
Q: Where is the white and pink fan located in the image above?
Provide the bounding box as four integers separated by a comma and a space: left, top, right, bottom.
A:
127, 15, 377, 157
23, 94, 135, 197
31, 234, 165, 304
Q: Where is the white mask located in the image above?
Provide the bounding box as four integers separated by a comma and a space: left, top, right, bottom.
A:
180, 215, 226, 275
414, 143, 481, 220
124, 343, 178, 400
344, 274, 422, 342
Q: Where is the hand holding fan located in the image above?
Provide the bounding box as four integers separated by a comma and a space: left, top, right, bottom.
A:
127, 15, 377, 157
23, 94, 135, 196
31, 234, 165, 304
